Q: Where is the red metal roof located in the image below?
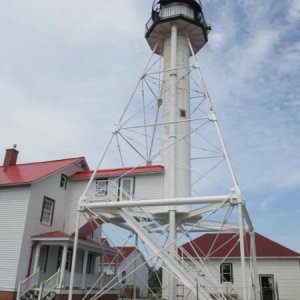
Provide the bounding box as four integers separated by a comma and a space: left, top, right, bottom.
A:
32, 231, 116, 253
0, 157, 88, 186
100, 238, 111, 247
70, 165, 164, 180
33, 231, 71, 238
179, 233, 300, 257
78, 219, 103, 238
180, 233, 300, 258
105, 247, 136, 263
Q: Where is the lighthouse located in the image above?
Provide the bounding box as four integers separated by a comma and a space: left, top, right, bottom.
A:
70, 1, 257, 300
146, 0, 209, 201
146, 1, 210, 299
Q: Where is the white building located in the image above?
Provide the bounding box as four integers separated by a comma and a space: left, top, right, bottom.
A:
103, 245, 150, 299
0, 148, 162, 300
175, 233, 300, 300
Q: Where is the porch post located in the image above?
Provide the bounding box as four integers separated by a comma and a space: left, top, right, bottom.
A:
33, 243, 41, 272
81, 250, 89, 289
59, 244, 68, 288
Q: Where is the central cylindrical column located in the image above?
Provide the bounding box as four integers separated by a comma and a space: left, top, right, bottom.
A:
168, 23, 178, 199
163, 22, 192, 300
162, 25, 191, 203
167, 24, 178, 300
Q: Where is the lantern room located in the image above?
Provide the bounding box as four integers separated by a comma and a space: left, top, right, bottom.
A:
145, 0, 210, 55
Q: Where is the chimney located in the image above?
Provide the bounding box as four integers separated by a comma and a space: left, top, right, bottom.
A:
3, 145, 19, 169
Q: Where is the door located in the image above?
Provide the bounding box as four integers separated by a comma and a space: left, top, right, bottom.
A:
260, 275, 274, 300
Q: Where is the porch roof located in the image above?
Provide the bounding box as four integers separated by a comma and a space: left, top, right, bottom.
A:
32, 231, 117, 256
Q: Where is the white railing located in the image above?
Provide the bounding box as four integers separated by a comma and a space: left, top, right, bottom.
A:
63, 271, 115, 289
17, 268, 40, 299
38, 269, 60, 300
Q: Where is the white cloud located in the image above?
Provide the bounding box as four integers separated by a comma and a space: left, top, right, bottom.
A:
288, 0, 300, 23
278, 41, 300, 72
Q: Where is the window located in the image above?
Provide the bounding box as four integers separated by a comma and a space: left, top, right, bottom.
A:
220, 263, 233, 283
40, 197, 55, 225
86, 254, 94, 274
179, 109, 186, 118
39, 246, 49, 272
57, 247, 73, 271
60, 174, 68, 189
96, 179, 108, 197
120, 177, 134, 201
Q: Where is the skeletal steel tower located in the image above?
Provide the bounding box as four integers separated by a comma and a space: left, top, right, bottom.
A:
69, 2, 258, 300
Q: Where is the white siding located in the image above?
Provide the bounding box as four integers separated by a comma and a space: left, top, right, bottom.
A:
256, 258, 300, 300
119, 251, 149, 298
0, 186, 30, 290
63, 179, 104, 242
165, 258, 300, 300
16, 164, 83, 285
65, 173, 164, 232
64, 180, 97, 233
134, 173, 164, 201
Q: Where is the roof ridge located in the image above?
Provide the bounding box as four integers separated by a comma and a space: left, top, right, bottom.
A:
77, 164, 163, 173
70, 165, 164, 181
0, 156, 89, 186
115, 246, 136, 249
0, 156, 85, 168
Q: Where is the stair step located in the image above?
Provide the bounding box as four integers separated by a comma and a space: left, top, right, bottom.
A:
20, 287, 57, 300
45, 292, 56, 300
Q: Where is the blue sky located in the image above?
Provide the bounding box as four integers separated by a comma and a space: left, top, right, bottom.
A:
0, 1, 299, 251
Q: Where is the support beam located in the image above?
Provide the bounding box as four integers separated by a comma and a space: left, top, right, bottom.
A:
119, 208, 212, 299
84, 195, 231, 210
182, 202, 228, 220
68, 211, 81, 300
238, 201, 248, 300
